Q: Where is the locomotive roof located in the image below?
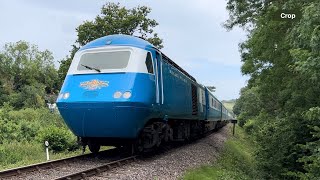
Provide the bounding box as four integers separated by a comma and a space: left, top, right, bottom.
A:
80, 34, 155, 51
79, 34, 197, 82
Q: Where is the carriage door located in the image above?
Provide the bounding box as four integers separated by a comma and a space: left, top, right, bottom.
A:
155, 51, 163, 105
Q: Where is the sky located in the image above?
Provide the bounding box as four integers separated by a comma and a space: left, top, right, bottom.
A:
0, 0, 248, 100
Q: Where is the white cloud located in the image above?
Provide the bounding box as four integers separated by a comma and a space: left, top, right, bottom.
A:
0, 0, 248, 99
186, 0, 229, 20
203, 78, 248, 100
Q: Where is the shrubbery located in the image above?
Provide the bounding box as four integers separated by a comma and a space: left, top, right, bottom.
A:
36, 126, 78, 152
0, 106, 80, 169
0, 106, 69, 143
242, 119, 255, 134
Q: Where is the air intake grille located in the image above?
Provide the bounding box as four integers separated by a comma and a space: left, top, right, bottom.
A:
191, 84, 198, 115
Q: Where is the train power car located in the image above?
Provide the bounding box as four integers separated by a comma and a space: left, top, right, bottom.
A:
56, 35, 233, 153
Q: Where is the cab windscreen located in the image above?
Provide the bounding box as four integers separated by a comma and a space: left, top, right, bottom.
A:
77, 51, 131, 71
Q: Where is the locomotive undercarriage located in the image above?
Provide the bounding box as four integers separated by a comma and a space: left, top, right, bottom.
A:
133, 119, 222, 153
79, 119, 222, 154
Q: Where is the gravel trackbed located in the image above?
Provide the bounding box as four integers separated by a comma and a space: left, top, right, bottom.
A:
90, 125, 230, 180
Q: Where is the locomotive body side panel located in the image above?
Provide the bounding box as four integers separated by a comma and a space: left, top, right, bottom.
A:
161, 60, 195, 119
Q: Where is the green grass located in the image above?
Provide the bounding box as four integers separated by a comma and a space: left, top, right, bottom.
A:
0, 142, 82, 170
0, 107, 115, 171
0, 141, 113, 171
183, 126, 261, 180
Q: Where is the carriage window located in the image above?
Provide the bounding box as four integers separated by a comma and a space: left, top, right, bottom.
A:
145, 52, 154, 74
77, 51, 130, 71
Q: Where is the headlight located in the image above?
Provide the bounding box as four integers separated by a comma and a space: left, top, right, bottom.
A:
123, 91, 132, 99
113, 91, 122, 98
63, 92, 70, 99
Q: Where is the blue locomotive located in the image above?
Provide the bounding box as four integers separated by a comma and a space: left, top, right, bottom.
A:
56, 35, 233, 153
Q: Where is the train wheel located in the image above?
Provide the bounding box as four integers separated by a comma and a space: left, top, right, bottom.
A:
134, 138, 144, 154
88, 141, 100, 153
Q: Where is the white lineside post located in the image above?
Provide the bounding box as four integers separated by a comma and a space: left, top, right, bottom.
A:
45, 141, 50, 161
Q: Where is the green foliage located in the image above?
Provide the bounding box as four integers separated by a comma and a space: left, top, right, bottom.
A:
0, 107, 78, 151
36, 126, 78, 153
76, 3, 162, 48
0, 107, 64, 143
242, 119, 255, 134
0, 141, 85, 170
0, 106, 82, 169
233, 87, 261, 127
8, 84, 47, 108
184, 126, 261, 180
291, 107, 320, 179
58, 2, 163, 85
0, 41, 59, 108
294, 127, 320, 179
0, 142, 43, 168
0, 40, 81, 169
226, 0, 320, 178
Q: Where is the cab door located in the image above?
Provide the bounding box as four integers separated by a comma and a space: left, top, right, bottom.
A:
155, 51, 163, 105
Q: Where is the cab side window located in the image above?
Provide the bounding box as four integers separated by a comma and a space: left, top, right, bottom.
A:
145, 52, 154, 74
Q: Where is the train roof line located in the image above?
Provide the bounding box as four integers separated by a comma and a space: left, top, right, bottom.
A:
152, 47, 197, 82
161, 53, 197, 82
79, 34, 197, 82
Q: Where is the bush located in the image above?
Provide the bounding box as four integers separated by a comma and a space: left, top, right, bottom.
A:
243, 119, 255, 134
36, 126, 78, 153
0, 107, 67, 143
237, 114, 247, 127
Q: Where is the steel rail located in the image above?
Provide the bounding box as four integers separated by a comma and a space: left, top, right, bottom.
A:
54, 155, 137, 180
0, 148, 116, 179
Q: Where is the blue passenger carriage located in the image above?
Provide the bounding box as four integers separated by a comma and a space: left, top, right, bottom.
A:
57, 35, 232, 153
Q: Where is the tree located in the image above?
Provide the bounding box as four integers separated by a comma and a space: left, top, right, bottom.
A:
0, 41, 58, 108
233, 86, 261, 127
225, 0, 320, 178
58, 2, 163, 86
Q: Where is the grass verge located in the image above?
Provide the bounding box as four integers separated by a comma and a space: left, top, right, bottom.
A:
0, 142, 112, 171
183, 126, 261, 180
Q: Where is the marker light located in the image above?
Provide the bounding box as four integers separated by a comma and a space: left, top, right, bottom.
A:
113, 91, 122, 98
63, 92, 70, 99
123, 91, 132, 99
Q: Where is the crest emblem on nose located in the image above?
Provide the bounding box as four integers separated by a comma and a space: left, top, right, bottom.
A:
80, 79, 109, 90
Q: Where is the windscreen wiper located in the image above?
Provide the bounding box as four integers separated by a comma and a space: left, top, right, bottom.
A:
81, 64, 101, 72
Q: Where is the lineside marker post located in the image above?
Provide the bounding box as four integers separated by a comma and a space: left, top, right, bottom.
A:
45, 141, 50, 161
230, 119, 238, 136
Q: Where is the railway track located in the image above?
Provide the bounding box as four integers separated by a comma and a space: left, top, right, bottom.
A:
55, 156, 136, 180
0, 148, 136, 180
0, 143, 184, 180
0, 127, 229, 180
